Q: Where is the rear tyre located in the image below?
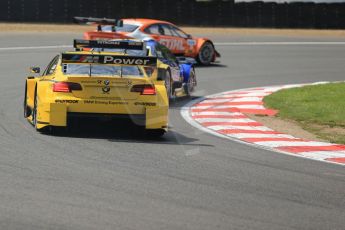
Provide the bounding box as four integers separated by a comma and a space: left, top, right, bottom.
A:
164, 70, 173, 99
23, 83, 31, 118
43, 126, 65, 136
32, 90, 38, 130
197, 41, 215, 65
145, 129, 166, 138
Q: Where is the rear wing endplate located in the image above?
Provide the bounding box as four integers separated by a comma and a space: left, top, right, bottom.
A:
74, 39, 145, 50
61, 54, 157, 66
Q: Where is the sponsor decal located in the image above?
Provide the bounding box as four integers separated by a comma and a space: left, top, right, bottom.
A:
74, 39, 144, 50
159, 39, 184, 51
109, 101, 128, 105
134, 102, 156, 106
90, 96, 121, 100
55, 99, 79, 103
75, 55, 100, 63
187, 39, 196, 47
62, 54, 156, 66
103, 56, 152, 65
83, 100, 128, 105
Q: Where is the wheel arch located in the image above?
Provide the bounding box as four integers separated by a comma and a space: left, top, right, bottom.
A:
179, 63, 193, 83
195, 39, 214, 53
195, 39, 217, 63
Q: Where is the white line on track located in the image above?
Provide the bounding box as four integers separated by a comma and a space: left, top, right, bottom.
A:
0, 45, 72, 51
214, 42, 345, 46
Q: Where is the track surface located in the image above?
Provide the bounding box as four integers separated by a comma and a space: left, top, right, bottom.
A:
0, 32, 344, 230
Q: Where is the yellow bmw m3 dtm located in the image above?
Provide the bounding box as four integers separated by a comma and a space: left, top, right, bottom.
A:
24, 41, 169, 136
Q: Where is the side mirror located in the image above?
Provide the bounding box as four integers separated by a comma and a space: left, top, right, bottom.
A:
187, 34, 192, 39
30, 67, 40, 74
117, 20, 123, 27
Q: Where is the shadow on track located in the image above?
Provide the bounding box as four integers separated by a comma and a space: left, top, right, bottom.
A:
195, 63, 227, 68
43, 119, 212, 147
169, 96, 202, 109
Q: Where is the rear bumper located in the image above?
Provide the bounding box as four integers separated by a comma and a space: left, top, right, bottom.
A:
36, 102, 168, 130
68, 112, 146, 126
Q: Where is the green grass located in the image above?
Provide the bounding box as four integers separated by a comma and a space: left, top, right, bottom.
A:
263, 82, 345, 144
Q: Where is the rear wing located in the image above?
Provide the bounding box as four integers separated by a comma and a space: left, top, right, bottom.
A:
73, 39, 145, 51
73, 16, 123, 26
61, 54, 157, 66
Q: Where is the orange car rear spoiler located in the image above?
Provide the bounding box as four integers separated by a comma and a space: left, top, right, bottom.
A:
83, 31, 131, 40
73, 16, 123, 26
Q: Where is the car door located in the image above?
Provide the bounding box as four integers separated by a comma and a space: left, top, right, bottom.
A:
145, 23, 186, 55
168, 24, 197, 57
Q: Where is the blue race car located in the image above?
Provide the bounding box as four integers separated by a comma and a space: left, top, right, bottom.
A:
73, 39, 197, 99
146, 39, 197, 99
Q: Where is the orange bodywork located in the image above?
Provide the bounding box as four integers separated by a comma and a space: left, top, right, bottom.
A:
83, 18, 217, 61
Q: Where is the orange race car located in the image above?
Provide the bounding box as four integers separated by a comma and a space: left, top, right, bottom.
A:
74, 17, 220, 65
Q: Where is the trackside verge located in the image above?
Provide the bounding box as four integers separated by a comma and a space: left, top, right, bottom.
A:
181, 82, 345, 166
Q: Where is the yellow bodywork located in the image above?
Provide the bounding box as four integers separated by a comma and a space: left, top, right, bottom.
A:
25, 51, 169, 132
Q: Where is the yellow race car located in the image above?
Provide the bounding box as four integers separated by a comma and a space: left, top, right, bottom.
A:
24, 42, 169, 136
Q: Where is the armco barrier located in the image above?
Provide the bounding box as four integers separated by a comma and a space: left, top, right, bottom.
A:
0, 0, 344, 29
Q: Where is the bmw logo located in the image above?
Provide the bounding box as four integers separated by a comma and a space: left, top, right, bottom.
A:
102, 86, 110, 93
104, 80, 110, 85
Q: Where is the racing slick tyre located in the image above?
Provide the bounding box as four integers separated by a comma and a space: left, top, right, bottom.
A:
33, 95, 64, 135
23, 83, 31, 118
186, 68, 197, 97
32, 89, 53, 133
145, 129, 166, 138
32, 90, 39, 130
197, 41, 215, 65
165, 69, 173, 99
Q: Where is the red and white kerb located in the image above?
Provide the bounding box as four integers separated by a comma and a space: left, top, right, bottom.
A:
187, 83, 345, 165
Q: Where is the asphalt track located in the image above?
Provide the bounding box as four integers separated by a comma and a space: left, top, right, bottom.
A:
0, 32, 344, 230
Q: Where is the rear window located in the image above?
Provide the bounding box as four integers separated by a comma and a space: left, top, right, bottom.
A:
102, 24, 139, 32
62, 64, 144, 77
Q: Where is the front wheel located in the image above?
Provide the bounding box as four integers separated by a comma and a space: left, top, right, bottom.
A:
186, 68, 197, 96
197, 41, 215, 65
